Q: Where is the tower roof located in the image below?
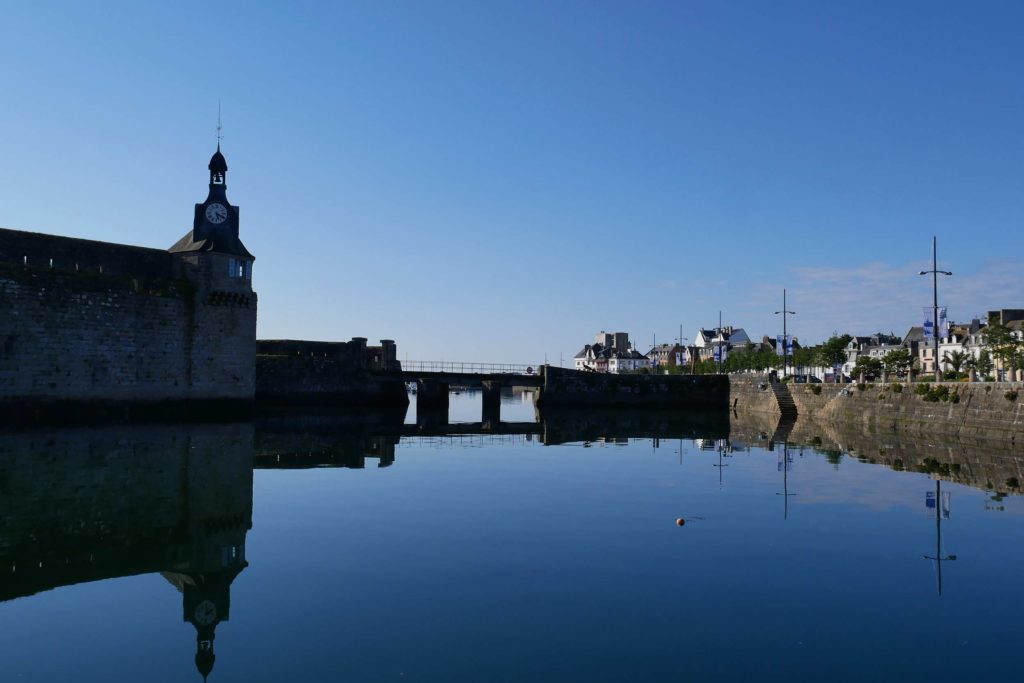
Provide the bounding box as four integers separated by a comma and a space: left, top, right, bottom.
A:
208, 145, 228, 174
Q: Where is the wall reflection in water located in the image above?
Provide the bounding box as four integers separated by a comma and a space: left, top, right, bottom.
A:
0, 406, 1021, 680
0, 424, 253, 681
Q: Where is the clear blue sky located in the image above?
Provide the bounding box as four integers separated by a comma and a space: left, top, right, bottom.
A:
2, 1, 1022, 362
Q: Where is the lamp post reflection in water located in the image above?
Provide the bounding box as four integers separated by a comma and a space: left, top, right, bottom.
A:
712, 439, 732, 487
776, 442, 796, 519
923, 479, 956, 596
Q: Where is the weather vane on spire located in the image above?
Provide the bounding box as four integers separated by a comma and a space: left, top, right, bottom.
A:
216, 100, 223, 148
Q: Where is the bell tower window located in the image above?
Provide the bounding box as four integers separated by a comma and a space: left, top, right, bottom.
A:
228, 258, 251, 280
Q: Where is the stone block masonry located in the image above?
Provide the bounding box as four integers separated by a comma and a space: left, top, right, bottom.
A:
536, 366, 729, 409
0, 228, 257, 421
728, 373, 1024, 442
255, 339, 408, 407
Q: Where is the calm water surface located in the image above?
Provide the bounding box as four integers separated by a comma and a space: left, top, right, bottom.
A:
1, 392, 1022, 681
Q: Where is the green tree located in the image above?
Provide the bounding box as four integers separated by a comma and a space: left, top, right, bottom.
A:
985, 323, 1023, 380
975, 349, 994, 376
883, 349, 913, 377
942, 349, 968, 375
853, 356, 883, 379
792, 345, 815, 370
816, 334, 853, 369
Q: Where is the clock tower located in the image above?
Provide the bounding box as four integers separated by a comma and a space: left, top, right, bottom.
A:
169, 144, 253, 265
167, 144, 258, 403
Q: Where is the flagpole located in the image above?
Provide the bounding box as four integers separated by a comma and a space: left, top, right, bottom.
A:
919, 237, 952, 382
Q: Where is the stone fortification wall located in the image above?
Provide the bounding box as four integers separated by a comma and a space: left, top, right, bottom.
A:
0, 229, 256, 418
536, 366, 729, 409
0, 228, 177, 278
256, 339, 407, 407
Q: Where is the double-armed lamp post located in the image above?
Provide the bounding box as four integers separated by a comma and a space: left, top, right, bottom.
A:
775, 289, 796, 377
919, 236, 952, 382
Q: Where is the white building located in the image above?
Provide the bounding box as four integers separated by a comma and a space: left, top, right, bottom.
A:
573, 331, 648, 374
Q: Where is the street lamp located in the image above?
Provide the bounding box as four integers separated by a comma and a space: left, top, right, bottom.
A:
919, 236, 952, 382
675, 324, 688, 372
775, 288, 796, 378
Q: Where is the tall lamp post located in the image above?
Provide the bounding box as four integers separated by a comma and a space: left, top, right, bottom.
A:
675, 324, 688, 373
919, 236, 952, 382
775, 289, 796, 378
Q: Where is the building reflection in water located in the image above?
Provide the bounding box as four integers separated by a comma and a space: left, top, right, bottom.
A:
0, 423, 254, 681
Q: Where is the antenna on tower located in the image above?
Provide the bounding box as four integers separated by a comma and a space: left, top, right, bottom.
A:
216, 100, 223, 148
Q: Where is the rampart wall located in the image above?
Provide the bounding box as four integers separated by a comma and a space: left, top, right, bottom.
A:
256, 338, 407, 407
0, 228, 256, 419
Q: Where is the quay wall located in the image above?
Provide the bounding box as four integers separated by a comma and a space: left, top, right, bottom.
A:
536, 366, 729, 409
726, 374, 781, 415
787, 381, 1024, 441
727, 374, 1024, 441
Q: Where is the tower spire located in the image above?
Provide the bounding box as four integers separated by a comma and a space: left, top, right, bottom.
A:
215, 100, 223, 150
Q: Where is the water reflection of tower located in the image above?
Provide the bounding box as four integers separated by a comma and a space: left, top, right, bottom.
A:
922, 479, 956, 596
163, 548, 248, 681
776, 442, 796, 519
161, 433, 254, 682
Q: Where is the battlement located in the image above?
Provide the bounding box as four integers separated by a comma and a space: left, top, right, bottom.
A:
257, 338, 398, 371
0, 227, 179, 279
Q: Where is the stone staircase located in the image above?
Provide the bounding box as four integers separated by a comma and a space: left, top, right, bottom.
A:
770, 380, 798, 418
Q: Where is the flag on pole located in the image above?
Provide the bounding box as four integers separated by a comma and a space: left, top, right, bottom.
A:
776, 335, 786, 357
938, 307, 949, 338
923, 308, 934, 337
777, 452, 793, 471
926, 491, 952, 519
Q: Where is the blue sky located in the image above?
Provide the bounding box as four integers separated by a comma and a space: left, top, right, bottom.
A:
2, 1, 1021, 363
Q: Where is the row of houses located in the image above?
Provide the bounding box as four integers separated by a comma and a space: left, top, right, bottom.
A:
574, 327, 774, 374
574, 308, 1024, 378
844, 309, 1024, 378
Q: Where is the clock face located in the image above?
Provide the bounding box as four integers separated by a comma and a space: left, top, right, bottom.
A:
205, 203, 228, 224
194, 599, 218, 626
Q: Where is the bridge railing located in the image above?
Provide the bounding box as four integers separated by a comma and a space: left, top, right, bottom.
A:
401, 361, 542, 375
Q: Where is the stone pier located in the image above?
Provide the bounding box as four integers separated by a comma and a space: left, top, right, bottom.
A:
416, 379, 449, 427
481, 381, 502, 426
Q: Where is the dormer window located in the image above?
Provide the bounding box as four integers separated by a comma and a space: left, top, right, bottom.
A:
228, 258, 251, 280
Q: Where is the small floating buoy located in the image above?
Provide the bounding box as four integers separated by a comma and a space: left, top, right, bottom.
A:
676, 518, 686, 527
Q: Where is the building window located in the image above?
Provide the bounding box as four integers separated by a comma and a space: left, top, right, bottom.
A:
228, 258, 251, 280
